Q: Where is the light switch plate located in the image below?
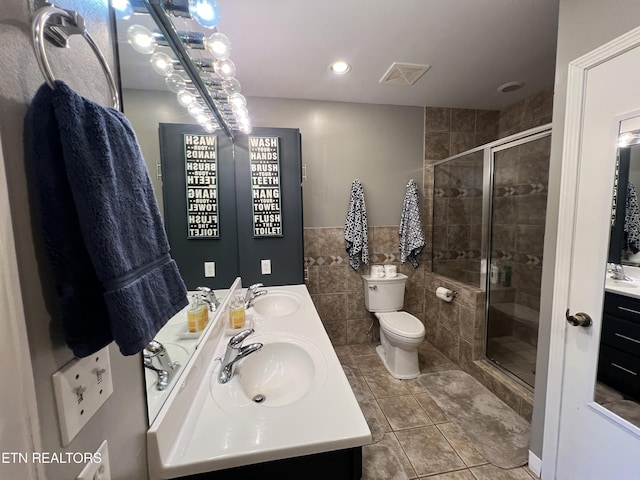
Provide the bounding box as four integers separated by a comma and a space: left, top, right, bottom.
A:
52, 346, 113, 446
261, 259, 272, 275
77, 440, 110, 480
204, 261, 216, 277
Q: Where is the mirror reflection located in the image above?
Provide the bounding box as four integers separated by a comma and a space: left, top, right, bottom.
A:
113, 11, 236, 423
597, 118, 640, 428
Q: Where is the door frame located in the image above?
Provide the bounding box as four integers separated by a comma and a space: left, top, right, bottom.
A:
542, 26, 640, 478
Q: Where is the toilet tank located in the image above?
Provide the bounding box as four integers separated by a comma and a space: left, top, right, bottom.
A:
362, 273, 408, 312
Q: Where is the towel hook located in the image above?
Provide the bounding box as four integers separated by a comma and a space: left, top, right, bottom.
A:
32, 4, 120, 110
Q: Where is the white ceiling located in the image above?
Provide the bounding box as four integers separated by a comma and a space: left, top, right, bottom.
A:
116, 0, 559, 110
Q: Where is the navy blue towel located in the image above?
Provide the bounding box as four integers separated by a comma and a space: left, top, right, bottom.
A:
25, 81, 188, 357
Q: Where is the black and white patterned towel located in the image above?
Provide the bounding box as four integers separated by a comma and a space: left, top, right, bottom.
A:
399, 179, 425, 267
625, 182, 640, 254
344, 179, 369, 270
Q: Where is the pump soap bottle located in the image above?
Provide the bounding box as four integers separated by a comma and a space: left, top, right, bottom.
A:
228, 294, 246, 330
187, 295, 207, 333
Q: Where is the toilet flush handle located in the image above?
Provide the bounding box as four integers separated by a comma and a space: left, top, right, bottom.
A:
368, 285, 378, 290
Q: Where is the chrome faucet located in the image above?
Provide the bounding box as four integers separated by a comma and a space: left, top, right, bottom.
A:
218, 328, 263, 384
244, 283, 267, 309
609, 263, 632, 281
143, 341, 180, 390
197, 286, 220, 312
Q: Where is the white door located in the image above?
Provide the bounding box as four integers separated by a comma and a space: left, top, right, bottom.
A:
543, 28, 640, 479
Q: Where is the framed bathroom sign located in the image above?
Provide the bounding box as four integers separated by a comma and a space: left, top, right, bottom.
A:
249, 136, 283, 237
184, 134, 219, 239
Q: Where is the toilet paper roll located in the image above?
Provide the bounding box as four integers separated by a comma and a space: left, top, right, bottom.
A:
384, 264, 397, 277
371, 265, 385, 277
436, 286, 455, 303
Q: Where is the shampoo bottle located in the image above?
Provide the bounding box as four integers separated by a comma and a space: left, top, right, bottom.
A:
490, 262, 499, 285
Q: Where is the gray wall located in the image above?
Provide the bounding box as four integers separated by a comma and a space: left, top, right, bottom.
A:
248, 96, 425, 227
1, 1, 148, 478
532, 0, 640, 460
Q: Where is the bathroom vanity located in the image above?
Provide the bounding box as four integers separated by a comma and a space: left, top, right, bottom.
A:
600, 279, 640, 401
146, 279, 371, 479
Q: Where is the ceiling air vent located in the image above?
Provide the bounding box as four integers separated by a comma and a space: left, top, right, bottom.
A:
379, 62, 431, 86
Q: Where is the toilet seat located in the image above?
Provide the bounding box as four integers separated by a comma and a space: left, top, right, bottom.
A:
375, 312, 425, 338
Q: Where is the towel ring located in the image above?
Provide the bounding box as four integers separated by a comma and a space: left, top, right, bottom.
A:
32, 5, 120, 110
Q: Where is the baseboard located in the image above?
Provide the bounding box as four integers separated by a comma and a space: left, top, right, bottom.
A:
528, 450, 542, 477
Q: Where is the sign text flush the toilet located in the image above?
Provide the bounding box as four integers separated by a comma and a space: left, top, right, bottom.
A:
250, 136, 283, 237
184, 134, 219, 239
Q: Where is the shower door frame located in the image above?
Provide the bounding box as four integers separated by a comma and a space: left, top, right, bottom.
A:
432, 123, 552, 387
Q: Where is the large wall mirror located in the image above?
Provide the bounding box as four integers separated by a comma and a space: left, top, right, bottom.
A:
112, 8, 235, 423
598, 114, 640, 428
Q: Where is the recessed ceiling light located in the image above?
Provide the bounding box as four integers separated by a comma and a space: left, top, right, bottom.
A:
330, 61, 351, 75
497, 81, 525, 93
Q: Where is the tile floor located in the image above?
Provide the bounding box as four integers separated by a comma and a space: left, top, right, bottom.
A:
335, 341, 539, 480
486, 336, 537, 387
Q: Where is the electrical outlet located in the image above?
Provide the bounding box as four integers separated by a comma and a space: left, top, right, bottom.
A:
52, 346, 113, 446
77, 440, 110, 480
204, 261, 216, 277
261, 259, 271, 275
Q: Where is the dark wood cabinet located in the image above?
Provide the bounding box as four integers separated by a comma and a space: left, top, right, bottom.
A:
599, 292, 640, 401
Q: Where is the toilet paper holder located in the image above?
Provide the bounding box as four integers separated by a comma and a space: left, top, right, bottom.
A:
435, 286, 458, 302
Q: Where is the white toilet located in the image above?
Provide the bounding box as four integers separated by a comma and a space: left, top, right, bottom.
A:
362, 273, 426, 379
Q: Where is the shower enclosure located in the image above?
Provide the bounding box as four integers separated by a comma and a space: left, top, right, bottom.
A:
432, 125, 551, 388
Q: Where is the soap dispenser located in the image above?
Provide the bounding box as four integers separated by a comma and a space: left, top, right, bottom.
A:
187, 294, 207, 333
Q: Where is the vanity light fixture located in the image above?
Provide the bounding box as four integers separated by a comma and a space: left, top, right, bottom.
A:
121, 0, 252, 137
618, 130, 640, 147
330, 61, 351, 75
116, 0, 221, 29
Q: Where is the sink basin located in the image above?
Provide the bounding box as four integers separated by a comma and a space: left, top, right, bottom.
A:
251, 291, 303, 317
211, 333, 328, 415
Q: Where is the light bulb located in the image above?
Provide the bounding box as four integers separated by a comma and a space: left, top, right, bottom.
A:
214, 59, 236, 80
228, 93, 246, 108
177, 90, 196, 107
204, 121, 218, 133
127, 25, 156, 55
196, 113, 210, 125
330, 61, 351, 75
113, 0, 133, 19
188, 102, 205, 117
233, 105, 248, 119
150, 52, 174, 76
165, 73, 187, 93
205, 32, 231, 61
222, 78, 241, 95
188, 0, 220, 28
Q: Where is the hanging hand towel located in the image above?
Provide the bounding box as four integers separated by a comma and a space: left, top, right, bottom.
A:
399, 179, 425, 267
344, 179, 369, 270
625, 181, 640, 254
25, 81, 188, 357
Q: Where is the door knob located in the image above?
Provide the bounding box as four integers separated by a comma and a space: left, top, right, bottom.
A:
565, 309, 593, 327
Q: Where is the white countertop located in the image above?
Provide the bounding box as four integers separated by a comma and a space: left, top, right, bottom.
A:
147, 282, 371, 479
604, 265, 640, 300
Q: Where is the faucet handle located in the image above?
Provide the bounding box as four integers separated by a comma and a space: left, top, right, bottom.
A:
228, 328, 254, 348
248, 283, 264, 291
144, 340, 165, 357
196, 286, 212, 293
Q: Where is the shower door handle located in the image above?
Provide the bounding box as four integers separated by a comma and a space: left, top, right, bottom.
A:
565, 309, 593, 327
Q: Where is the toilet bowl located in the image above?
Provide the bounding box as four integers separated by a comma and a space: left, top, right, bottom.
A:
375, 311, 425, 379
362, 274, 426, 379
